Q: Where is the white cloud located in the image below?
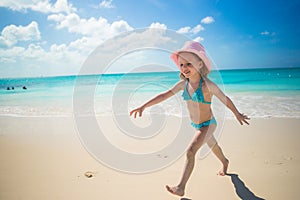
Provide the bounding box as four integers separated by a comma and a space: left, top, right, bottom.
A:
193, 36, 204, 42
0, 42, 84, 77
0, 28, 180, 77
149, 22, 167, 30
33, 0, 76, 13
50, 43, 67, 53
99, 0, 114, 8
0, 0, 76, 13
0, 46, 25, 63
0, 21, 41, 47
68, 35, 105, 56
0, 13, 136, 77
2, 28, 175, 76
68, 22, 168, 57
176, 26, 191, 34
176, 24, 204, 35
261, 31, 276, 36
0, 57, 16, 63
261, 31, 269, 35
201, 16, 215, 24
23, 43, 46, 58
48, 13, 133, 38
47, 13, 135, 54
260, 30, 276, 36
69, 37, 95, 51
111, 20, 134, 33
80, 28, 175, 75
191, 24, 204, 34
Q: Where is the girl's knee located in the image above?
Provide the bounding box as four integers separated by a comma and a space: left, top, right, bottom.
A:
186, 146, 197, 159
207, 137, 218, 148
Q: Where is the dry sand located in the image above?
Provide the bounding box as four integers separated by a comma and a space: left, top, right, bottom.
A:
0, 116, 299, 200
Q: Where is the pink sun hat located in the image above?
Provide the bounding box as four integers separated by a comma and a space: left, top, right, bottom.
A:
170, 41, 212, 73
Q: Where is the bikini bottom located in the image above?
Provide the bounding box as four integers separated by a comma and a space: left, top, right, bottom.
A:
191, 117, 217, 130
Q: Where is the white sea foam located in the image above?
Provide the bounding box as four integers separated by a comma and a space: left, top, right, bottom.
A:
0, 92, 299, 119
1, 68, 299, 119
227, 93, 300, 119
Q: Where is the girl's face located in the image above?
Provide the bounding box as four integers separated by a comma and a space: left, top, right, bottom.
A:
178, 52, 203, 78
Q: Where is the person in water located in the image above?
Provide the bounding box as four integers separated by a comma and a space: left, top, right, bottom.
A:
130, 41, 250, 197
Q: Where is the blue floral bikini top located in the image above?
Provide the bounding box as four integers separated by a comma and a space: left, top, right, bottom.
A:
182, 78, 211, 104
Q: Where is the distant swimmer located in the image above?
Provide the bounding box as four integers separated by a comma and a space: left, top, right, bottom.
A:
22, 86, 27, 90
6, 86, 16, 90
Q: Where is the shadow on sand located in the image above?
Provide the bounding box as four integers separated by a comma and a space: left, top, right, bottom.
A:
180, 174, 265, 200
227, 174, 265, 200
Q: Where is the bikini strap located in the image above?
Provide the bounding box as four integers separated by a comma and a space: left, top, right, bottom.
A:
200, 77, 211, 104
200, 77, 203, 86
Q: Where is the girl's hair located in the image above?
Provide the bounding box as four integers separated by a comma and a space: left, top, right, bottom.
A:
179, 73, 187, 80
179, 52, 209, 80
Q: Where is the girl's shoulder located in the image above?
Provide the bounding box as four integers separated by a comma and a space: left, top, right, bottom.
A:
203, 77, 221, 93
203, 77, 216, 86
172, 79, 186, 91
178, 79, 186, 88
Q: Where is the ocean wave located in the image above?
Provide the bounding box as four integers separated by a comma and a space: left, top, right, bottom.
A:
1, 68, 300, 119
1, 93, 300, 119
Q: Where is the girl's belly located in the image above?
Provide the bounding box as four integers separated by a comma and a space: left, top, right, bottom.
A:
186, 101, 213, 124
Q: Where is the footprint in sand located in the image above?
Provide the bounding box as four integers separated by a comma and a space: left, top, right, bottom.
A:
283, 155, 293, 161
157, 154, 169, 159
264, 155, 294, 166
84, 171, 97, 178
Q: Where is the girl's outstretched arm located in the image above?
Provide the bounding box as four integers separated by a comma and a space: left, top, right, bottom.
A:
130, 80, 184, 118
207, 80, 250, 125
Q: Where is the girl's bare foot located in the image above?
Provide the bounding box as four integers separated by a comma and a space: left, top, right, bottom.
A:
165, 185, 185, 196
218, 159, 229, 176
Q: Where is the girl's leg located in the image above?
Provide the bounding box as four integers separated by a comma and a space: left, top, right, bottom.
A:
207, 136, 229, 176
166, 125, 215, 196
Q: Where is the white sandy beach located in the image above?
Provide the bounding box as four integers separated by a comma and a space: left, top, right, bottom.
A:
0, 116, 299, 200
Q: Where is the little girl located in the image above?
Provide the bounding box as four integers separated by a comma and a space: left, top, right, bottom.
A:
130, 41, 250, 197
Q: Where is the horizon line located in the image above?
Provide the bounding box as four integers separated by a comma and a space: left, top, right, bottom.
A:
0, 66, 298, 80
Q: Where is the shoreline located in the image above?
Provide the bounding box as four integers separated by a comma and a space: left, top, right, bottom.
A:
0, 116, 299, 199
0, 112, 300, 119
1, 66, 299, 80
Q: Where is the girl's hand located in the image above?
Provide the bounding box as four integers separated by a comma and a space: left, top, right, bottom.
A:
130, 106, 145, 118
236, 113, 250, 125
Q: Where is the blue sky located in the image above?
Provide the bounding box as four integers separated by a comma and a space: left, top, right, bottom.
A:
0, 0, 299, 78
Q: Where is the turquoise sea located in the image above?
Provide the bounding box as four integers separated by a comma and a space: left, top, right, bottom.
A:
0, 67, 300, 118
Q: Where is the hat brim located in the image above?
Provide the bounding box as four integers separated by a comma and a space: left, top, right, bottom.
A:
171, 48, 212, 72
